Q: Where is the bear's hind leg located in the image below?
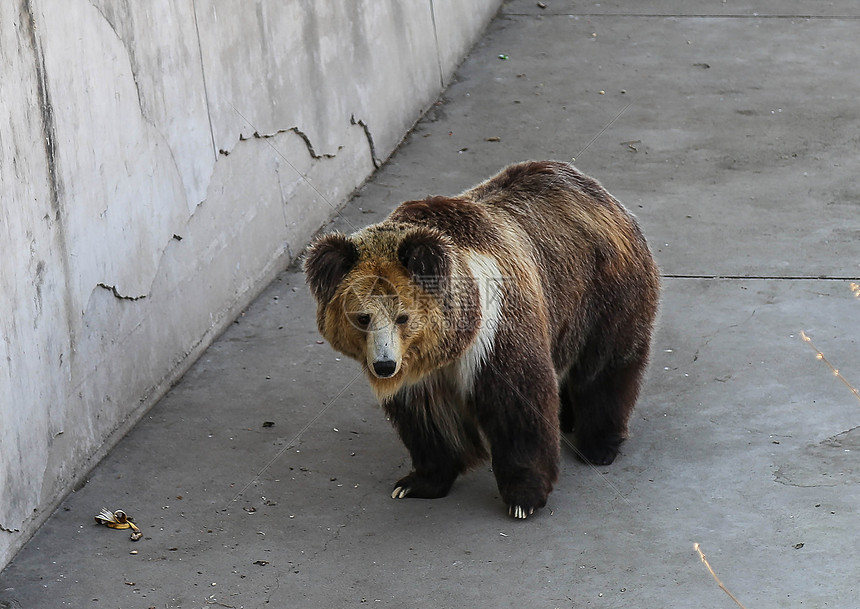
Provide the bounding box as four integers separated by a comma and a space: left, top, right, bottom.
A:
559, 378, 576, 434
568, 353, 648, 466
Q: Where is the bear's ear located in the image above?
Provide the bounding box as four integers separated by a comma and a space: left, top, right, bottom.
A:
397, 228, 451, 293
304, 233, 359, 303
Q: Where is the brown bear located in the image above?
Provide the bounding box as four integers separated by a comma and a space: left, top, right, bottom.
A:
304, 161, 660, 519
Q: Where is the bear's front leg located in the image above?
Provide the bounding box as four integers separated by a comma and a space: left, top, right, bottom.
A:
383, 393, 465, 500
475, 357, 561, 519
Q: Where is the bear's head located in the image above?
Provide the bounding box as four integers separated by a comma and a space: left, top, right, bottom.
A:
304, 225, 456, 399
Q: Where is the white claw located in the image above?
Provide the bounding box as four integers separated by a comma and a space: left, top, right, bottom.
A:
392, 486, 409, 499
509, 505, 532, 519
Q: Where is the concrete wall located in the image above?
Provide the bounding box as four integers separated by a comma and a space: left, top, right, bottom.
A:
0, 0, 501, 568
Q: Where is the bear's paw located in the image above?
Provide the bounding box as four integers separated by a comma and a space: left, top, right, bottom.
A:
576, 433, 624, 466
498, 476, 549, 520
390, 471, 455, 500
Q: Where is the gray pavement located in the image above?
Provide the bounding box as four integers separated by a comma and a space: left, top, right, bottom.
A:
3, 2, 860, 607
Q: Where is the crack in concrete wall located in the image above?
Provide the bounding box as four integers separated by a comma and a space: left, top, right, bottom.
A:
231, 127, 339, 160
284, 126, 338, 160
350, 115, 382, 169
96, 283, 147, 302
88, 1, 146, 120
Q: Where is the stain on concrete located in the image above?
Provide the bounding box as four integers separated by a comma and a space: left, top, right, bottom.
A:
19, 0, 76, 349
32, 259, 45, 324
21, 0, 60, 217
774, 426, 860, 488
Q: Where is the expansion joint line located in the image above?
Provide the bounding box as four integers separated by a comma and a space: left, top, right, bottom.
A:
428, 0, 445, 88
505, 12, 860, 19
662, 274, 860, 281
191, 0, 218, 161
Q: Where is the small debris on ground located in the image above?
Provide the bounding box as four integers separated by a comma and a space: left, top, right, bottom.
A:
95, 508, 142, 541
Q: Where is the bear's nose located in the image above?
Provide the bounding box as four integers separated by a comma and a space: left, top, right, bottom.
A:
372, 359, 397, 378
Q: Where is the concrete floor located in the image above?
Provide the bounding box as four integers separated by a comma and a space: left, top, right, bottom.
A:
3, 2, 860, 607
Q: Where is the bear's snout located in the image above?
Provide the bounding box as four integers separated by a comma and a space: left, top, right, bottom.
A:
372, 359, 398, 378
366, 322, 402, 380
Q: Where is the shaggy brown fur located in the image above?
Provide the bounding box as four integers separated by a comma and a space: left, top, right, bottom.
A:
305, 161, 660, 519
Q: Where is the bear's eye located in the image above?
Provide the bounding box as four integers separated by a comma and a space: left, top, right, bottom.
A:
395, 313, 409, 325
355, 313, 371, 328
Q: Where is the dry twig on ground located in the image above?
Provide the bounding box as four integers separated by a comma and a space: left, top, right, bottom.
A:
800, 330, 860, 405
693, 543, 749, 609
